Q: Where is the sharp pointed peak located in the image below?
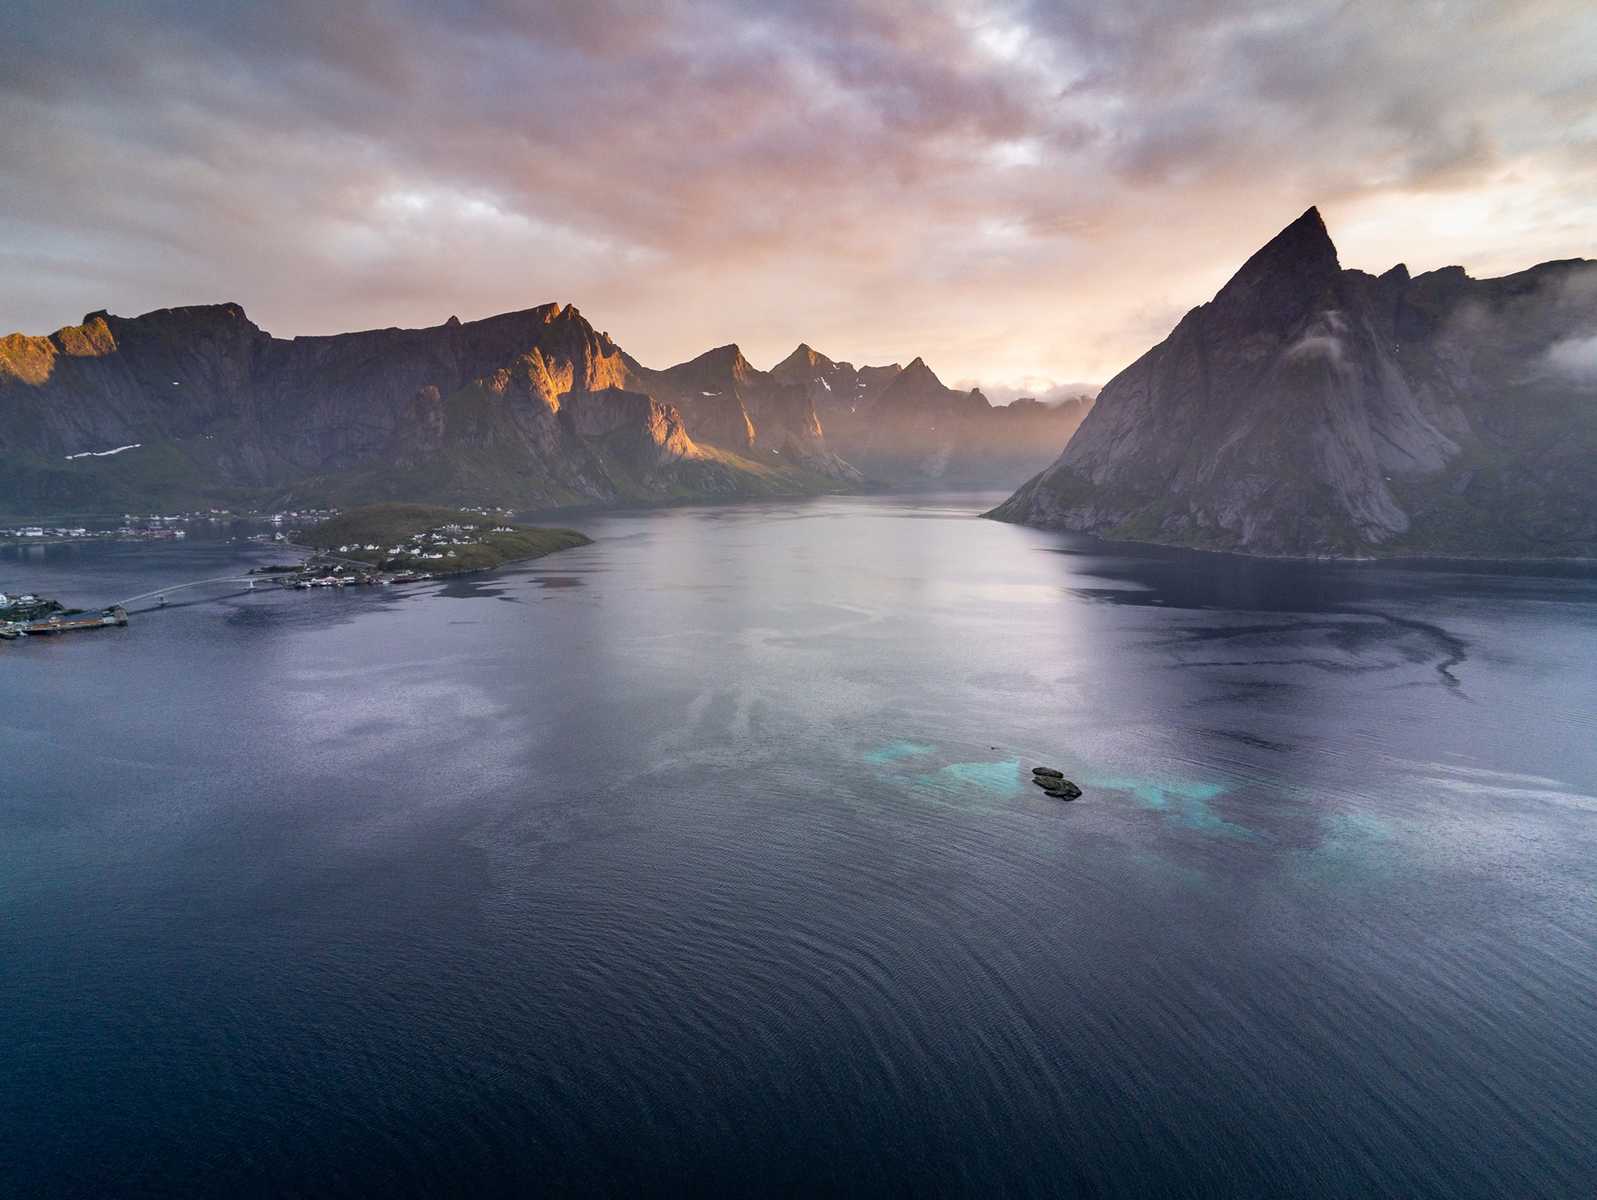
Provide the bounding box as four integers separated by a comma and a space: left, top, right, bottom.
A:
1212, 205, 1341, 315
771, 341, 838, 378
1249, 206, 1337, 269
668, 341, 761, 382
882, 357, 947, 398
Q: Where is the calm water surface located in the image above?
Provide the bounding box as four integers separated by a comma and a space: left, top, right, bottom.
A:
4, 494, 1596, 1197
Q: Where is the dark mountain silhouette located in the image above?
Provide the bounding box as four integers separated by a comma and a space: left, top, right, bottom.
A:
0, 303, 853, 513
0, 295, 1083, 515
989, 208, 1597, 558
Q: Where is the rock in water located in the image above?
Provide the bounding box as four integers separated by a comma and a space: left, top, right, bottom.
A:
1032, 767, 1065, 779
1045, 781, 1083, 801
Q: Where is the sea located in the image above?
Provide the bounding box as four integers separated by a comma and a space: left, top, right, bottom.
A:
4, 493, 1595, 1197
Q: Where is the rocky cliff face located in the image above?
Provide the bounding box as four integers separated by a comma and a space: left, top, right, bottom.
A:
627, 343, 863, 482
1, 294, 1092, 514
626, 344, 759, 452
989, 208, 1597, 558
768, 344, 899, 447
0, 303, 854, 513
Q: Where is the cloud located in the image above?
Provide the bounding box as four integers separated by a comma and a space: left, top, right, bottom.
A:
957, 379, 1101, 407
1283, 309, 1350, 367
1545, 335, 1597, 383
1, 0, 1594, 387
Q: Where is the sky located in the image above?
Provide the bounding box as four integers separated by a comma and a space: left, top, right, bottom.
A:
2, 1, 1594, 396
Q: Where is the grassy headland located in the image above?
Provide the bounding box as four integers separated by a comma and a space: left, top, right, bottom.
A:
306, 504, 590, 574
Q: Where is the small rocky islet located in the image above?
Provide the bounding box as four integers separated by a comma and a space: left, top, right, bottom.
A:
1031, 766, 1082, 801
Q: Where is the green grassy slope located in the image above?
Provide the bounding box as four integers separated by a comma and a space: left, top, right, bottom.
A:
306, 504, 591, 573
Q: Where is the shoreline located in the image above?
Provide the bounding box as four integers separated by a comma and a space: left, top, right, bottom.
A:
981, 511, 1597, 568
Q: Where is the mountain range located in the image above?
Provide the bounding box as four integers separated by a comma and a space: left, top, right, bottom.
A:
989, 208, 1597, 558
768, 346, 1093, 486
10, 206, 1588, 556
0, 302, 1087, 515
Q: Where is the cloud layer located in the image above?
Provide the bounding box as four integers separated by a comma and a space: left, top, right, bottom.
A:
3, 0, 1594, 391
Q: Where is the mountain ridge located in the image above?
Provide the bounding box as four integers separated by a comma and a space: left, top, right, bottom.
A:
988, 209, 1597, 558
752, 344, 1092, 486
0, 302, 853, 514
0, 297, 1085, 514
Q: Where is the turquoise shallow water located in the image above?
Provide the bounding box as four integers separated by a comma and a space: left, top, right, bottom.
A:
3, 493, 1596, 1197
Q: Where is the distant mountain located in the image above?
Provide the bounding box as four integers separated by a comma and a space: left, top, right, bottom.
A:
0, 303, 855, 514
625, 343, 861, 482
765, 348, 1090, 486
989, 208, 1597, 558
768, 345, 903, 450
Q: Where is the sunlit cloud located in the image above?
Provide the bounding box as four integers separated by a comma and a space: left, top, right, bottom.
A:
1, 0, 1593, 393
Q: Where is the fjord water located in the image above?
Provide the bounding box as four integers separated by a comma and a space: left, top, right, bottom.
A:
4, 495, 1595, 1198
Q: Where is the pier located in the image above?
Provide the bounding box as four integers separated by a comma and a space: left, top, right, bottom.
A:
1, 606, 127, 639
4, 546, 430, 643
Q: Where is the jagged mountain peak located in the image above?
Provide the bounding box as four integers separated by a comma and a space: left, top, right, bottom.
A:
1207, 205, 1342, 331
1260, 206, 1335, 263
1218, 206, 1337, 285
894, 357, 944, 389
690, 342, 746, 365
670, 342, 761, 385
989, 208, 1597, 558
88, 301, 260, 330
770, 343, 837, 380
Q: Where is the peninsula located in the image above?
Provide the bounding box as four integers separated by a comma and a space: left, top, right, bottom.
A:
305, 504, 590, 576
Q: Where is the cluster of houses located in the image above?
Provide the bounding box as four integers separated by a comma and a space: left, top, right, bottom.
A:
266, 508, 338, 527
293, 566, 407, 589
2, 525, 90, 539
0, 591, 58, 621
348, 522, 514, 566
2, 523, 187, 542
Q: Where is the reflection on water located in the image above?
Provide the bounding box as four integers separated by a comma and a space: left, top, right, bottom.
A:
3, 494, 1596, 1197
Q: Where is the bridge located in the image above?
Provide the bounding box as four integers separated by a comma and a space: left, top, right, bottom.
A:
112, 575, 282, 611
108, 544, 379, 612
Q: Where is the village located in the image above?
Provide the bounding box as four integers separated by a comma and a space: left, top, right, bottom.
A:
278, 517, 523, 588
1, 522, 187, 545
334, 520, 518, 566
2, 506, 586, 641
0, 507, 346, 548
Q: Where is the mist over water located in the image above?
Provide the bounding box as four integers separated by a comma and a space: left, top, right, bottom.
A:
4, 494, 1596, 1197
